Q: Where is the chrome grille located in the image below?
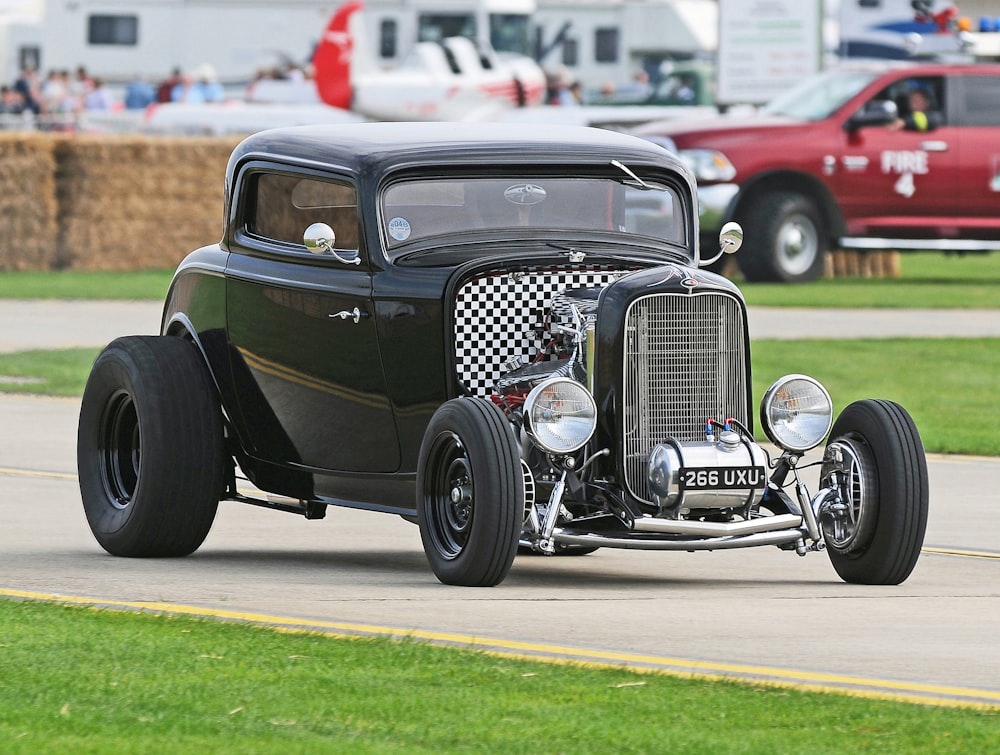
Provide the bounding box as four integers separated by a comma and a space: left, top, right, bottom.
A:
622, 292, 749, 504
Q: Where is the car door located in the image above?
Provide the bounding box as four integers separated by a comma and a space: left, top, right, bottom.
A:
225, 167, 400, 473
836, 75, 958, 238
951, 74, 1000, 238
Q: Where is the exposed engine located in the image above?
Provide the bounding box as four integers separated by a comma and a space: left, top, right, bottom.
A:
489, 281, 769, 531
491, 285, 600, 409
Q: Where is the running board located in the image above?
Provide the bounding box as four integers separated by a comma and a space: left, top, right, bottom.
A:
839, 237, 1000, 252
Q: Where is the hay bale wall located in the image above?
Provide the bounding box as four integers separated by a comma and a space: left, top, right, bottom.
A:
0, 134, 59, 270
53, 135, 241, 270
0, 132, 902, 277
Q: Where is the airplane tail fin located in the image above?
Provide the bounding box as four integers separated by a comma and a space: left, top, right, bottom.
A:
313, 1, 365, 109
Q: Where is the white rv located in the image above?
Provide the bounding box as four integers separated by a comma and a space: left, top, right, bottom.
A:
25, 0, 716, 93
0, 0, 42, 85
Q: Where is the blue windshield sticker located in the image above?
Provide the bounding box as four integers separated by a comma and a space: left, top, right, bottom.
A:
388, 216, 411, 241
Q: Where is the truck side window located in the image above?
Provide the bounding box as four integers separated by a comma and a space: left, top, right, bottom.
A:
959, 75, 1000, 126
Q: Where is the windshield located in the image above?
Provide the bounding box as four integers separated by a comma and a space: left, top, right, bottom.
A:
381, 176, 686, 258
761, 69, 880, 120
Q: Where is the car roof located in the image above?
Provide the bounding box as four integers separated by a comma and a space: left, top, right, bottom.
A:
226, 121, 689, 181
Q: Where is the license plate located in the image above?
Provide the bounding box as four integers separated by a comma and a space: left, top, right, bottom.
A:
679, 466, 767, 490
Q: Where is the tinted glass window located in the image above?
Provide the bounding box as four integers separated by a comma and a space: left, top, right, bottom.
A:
418, 13, 474, 42
595, 28, 619, 63
88, 15, 138, 46
489, 14, 530, 56
381, 176, 685, 256
379, 19, 397, 58
959, 76, 1000, 126
561, 38, 578, 67
249, 174, 359, 251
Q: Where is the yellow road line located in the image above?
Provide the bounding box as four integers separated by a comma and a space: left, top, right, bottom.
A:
923, 547, 1000, 560
0, 467, 77, 481
1, 587, 997, 711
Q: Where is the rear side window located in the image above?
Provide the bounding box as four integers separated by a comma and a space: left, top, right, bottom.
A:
957, 76, 1000, 126
247, 173, 359, 251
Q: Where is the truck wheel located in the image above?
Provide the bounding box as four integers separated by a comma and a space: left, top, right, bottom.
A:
820, 400, 928, 585
737, 191, 827, 283
417, 398, 523, 586
77, 336, 224, 557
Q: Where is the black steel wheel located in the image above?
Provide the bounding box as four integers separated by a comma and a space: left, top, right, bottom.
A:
737, 190, 827, 283
417, 398, 523, 586
77, 335, 224, 557
820, 399, 928, 585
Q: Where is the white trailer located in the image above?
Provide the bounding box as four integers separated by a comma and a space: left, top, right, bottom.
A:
30, 0, 715, 91
0, 0, 42, 85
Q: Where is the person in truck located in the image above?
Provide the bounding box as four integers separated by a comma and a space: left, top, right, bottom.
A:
889, 84, 942, 132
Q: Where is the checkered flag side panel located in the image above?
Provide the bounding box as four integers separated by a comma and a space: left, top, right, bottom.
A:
453, 268, 631, 397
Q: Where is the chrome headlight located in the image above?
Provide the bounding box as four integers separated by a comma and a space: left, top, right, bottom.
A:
760, 374, 833, 453
523, 377, 597, 455
678, 149, 737, 182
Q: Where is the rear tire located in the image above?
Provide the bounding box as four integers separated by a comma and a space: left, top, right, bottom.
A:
737, 190, 827, 283
820, 400, 928, 585
417, 398, 523, 586
77, 336, 224, 557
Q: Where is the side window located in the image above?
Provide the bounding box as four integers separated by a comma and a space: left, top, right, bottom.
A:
594, 28, 619, 64
379, 19, 397, 59
248, 173, 359, 252
870, 76, 945, 129
561, 38, 578, 67
957, 76, 1000, 126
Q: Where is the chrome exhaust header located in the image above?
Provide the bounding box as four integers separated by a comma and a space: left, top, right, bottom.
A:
552, 527, 804, 551
631, 513, 803, 537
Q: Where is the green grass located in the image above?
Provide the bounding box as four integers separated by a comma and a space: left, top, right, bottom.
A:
1, 339, 996, 455
0, 348, 99, 397
0, 252, 996, 306
0, 270, 173, 300
0, 599, 995, 753
739, 252, 1000, 308
752, 338, 1000, 456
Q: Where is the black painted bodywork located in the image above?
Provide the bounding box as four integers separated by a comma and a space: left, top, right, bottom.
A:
160, 122, 747, 517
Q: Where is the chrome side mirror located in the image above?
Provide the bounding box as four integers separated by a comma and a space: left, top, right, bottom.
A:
719, 221, 743, 255
698, 221, 743, 268
303, 222, 360, 266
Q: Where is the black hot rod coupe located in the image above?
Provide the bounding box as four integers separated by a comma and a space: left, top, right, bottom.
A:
77, 123, 928, 586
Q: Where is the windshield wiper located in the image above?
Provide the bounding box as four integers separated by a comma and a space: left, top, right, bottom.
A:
611, 159, 654, 190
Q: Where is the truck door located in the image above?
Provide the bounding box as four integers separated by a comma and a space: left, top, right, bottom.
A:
836, 75, 957, 239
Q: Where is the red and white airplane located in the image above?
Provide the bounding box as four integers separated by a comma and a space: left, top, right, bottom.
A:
309, 1, 546, 121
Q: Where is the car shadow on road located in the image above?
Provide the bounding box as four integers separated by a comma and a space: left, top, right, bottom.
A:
177, 547, 826, 589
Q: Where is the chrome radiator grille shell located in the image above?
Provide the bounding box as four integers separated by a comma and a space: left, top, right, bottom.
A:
621, 291, 750, 505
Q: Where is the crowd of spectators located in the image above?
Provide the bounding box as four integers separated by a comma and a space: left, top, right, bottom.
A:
0, 63, 233, 130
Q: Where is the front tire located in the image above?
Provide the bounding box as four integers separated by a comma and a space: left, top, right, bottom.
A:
417, 398, 523, 586
77, 336, 224, 557
820, 400, 928, 585
737, 190, 827, 283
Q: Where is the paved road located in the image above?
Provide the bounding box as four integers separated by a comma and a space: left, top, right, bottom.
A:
1, 300, 999, 354
2, 394, 999, 707
1, 299, 999, 707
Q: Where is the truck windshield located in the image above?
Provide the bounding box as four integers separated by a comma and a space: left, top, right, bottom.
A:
381, 176, 686, 257
761, 69, 880, 120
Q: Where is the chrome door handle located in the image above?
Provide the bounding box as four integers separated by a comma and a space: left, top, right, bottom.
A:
329, 307, 367, 324
921, 140, 948, 152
